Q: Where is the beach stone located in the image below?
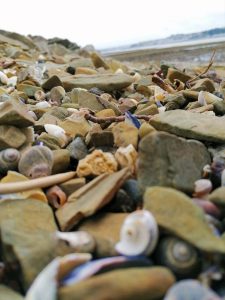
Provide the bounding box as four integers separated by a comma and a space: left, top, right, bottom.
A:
0, 125, 26, 150
78, 213, 128, 257
52, 149, 70, 174
208, 187, 225, 207
42, 75, 63, 90
58, 267, 175, 300
0, 100, 35, 127
150, 110, 225, 143
75, 89, 105, 111
138, 131, 210, 193
88, 131, 114, 148
68, 58, 94, 68
144, 187, 225, 253
135, 103, 158, 115
59, 117, 91, 138
167, 68, 192, 83
191, 78, 215, 93
96, 108, 116, 118
0, 199, 57, 289
91, 52, 110, 69
50, 86, 65, 103
17, 84, 42, 98
61, 74, 133, 92
138, 122, 156, 138
0, 285, 24, 300
59, 177, 86, 196
112, 122, 139, 149
66, 137, 88, 160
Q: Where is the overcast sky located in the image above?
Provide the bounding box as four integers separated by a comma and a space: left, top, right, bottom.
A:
1, 0, 225, 49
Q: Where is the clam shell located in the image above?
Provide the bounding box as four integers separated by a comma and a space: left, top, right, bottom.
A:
115, 210, 158, 256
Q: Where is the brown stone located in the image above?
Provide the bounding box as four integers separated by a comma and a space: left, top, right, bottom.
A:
58, 267, 175, 300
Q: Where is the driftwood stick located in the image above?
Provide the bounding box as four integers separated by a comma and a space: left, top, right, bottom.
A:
186, 50, 216, 86
0, 171, 76, 194
152, 75, 176, 93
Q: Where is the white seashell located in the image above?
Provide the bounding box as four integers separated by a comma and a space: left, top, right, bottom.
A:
132, 72, 141, 83
44, 124, 68, 146
158, 106, 166, 113
35, 101, 51, 108
25, 253, 92, 300
115, 68, 124, 74
55, 231, 95, 252
198, 91, 207, 106
7, 76, 17, 87
0, 71, 8, 85
115, 210, 158, 256
28, 111, 38, 121
198, 91, 222, 107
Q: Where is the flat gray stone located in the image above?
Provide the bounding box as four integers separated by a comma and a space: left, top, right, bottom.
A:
138, 131, 211, 193
150, 110, 225, 143
61, 74, 133, 92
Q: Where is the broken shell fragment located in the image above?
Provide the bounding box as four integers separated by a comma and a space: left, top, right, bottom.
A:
115, 210, 158, 256
46, 185, 67, 208
193, 179, 213, 198
18, 145, 53, 179
77, 149, 118, 177
55, 231, 96, 253
44, 124, 68, 147
115, 144, 138, 174
0, 148, 20, 174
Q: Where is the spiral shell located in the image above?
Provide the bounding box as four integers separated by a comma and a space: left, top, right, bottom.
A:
0, 148, 20, 174
154, 236, 201, 279
18, 145, 53, 179
115, 210, 159, 256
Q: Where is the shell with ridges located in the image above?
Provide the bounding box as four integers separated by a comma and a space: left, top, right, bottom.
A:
154, 236, 201, 279
115, 210, 158, 256
0, 148, 20, 174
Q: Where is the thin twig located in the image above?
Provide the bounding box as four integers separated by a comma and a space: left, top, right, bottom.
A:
0, 171, 76, 194
84, 113, 152, 123
186, 50, 216, 87
152, 75, 176, 93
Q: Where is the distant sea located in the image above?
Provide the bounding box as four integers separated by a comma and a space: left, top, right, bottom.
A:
101, 36, 225, 55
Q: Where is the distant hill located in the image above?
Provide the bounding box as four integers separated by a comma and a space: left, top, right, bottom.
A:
130, 27, 225, 48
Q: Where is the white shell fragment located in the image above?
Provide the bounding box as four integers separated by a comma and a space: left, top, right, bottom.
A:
0, 71, 8, 85
44, 124, 68, 146
25, 253, 92, 300
115, 210, 159, 256
55, 231, 96, 253
35, 101, 51, 108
